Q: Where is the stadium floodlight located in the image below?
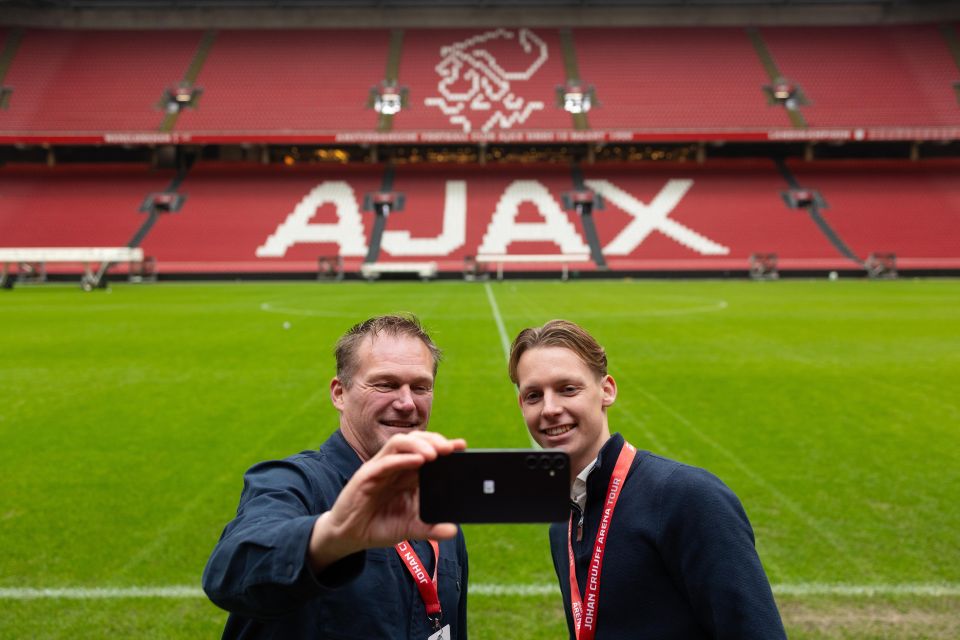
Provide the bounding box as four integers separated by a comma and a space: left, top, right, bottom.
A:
763, 77, 806, 111
173, 88, 192, 103
369, 81, 409, 115
561, 189, 604, 215
781, 188, 825, 211
140, 191, 186, 214
362, 191, 406, 216
772, 81, 795, 101
161, 84, 202, 113
791, 189, 814, 207
376, 90, 402, 115
557, 81, 596, 114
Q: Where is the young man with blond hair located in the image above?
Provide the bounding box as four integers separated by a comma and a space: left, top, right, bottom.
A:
509, 319, 785, 639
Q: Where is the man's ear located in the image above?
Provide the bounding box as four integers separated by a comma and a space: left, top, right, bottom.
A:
330, 377, 345, 412
601, 375, 617, 408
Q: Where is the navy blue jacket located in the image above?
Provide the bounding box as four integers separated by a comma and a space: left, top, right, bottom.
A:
550, 434, 785, 639
203, 429, 468, 639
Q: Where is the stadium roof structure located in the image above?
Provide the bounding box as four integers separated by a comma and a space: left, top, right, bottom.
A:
3, 0, 958, 29
0, 0, 952, 6
1, 0, 957, 15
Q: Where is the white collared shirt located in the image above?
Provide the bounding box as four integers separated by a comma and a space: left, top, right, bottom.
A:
570, 456, 600, 513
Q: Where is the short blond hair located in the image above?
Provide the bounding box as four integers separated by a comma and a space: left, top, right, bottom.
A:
508, 319, 607, 385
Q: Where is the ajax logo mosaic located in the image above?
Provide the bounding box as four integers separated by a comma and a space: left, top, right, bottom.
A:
424, 29, 548, 133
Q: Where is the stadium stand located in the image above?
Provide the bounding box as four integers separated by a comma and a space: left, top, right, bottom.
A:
574, 27, 791, 131
140, 163, 382, 272
174, 29, 389, 135
2, 25, 959, 139
1, 15, 958, 279
0, 164, 174, 284
138, 162, 591, 273
0, 164, 174, 250
759, 25, 960, 128
582, 160, 850, 271
785, 158, 960, 269
1, 29, 202, 133
4, 159, 957, 276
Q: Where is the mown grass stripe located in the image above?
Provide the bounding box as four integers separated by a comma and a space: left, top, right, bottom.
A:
3, 583, 959, 600
483, 281, 540, 448
635, 386, 874, 579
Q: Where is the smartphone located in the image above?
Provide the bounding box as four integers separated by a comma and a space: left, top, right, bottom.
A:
419, 449, 570, 524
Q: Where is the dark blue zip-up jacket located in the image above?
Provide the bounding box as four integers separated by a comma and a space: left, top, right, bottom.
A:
550, 433, 785, 639
203, 429, 468, 639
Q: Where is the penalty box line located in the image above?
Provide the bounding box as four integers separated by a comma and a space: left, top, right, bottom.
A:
2, 583, 960, 600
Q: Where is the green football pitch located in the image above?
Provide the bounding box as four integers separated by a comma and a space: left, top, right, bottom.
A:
1, 279, 958, 639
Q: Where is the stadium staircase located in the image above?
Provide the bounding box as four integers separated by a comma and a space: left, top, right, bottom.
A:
746, 28, 808, 129
0, 28, 23, 110
568, 163, 607, 269
941, 24, 960, 104
773, 157, 863, 268
375, 30, 405, 133
363, 164, 401, 263
158, 30, 216, 133
558, 29, 590, 131
127, 159, 193, 250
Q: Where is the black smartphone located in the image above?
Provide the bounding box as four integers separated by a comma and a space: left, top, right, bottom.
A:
419, 449, 570, 524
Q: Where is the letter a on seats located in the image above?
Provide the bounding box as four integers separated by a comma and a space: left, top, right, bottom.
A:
381, 181, 467, 256
256, 182, 368, 257
478, 180, 590, 254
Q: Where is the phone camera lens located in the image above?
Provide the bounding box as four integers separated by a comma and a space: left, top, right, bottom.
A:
525, 455, 539, 470
539, 456, 551, 470
552, 455, 567, 470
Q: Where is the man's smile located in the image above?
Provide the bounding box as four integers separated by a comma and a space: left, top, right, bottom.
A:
381, 420, 418, 428
543, 423, 576, 437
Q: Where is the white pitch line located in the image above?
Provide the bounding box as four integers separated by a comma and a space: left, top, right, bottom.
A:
2, 583, 959, 600
773, 583, 960, 597
472, 584, 559, 597
483, 281, 511, 360
0, 586, 205, 600
483, 282, 540, 449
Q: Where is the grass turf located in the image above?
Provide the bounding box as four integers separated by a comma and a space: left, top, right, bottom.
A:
1, 279, 958, 638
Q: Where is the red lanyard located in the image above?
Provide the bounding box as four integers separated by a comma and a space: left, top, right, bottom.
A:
567, 442, 636, 640
395, 539, 442, 630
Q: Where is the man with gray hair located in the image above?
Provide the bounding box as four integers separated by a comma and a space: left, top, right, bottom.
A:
204, 314, 468, 639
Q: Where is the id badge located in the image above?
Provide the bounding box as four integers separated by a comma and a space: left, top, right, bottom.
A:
427, 624, 451, 640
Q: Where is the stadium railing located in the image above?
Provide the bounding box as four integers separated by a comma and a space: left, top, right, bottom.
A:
475, 253, 592, 281
0, 247, 144, 290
